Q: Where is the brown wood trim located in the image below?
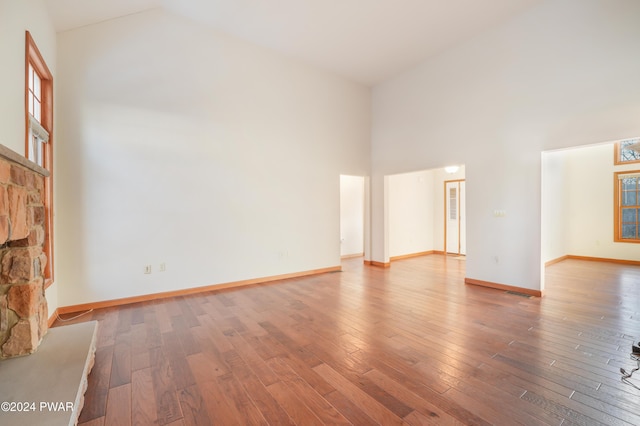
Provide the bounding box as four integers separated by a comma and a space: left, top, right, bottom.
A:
47, 308, 58, 328
390, 251, 435, 261
341, 253, 364, 259
25, 32, 53, 81
25, 31, 55, 284
58, 266, 341, 315
544, 255, 569, 267
364, 260, 391, 268
547, 254, 640, 267
566, 255, 640, 266
464, 277, 543, 297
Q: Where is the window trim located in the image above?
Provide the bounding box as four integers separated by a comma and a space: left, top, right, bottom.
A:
614, 170, 640, 243
25, 31, 54, 287
614, 139, 640, 165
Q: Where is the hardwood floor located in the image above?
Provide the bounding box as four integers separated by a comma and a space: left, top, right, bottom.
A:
53, 255, 640, 425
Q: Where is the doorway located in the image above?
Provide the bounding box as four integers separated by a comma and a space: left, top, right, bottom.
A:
340, 175, 365, 258
445, 179, 466, 255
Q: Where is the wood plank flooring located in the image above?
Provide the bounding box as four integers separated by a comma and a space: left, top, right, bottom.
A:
53, 255, 640, 425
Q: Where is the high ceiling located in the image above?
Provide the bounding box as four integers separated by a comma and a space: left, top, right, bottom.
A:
44, 0, 540, 85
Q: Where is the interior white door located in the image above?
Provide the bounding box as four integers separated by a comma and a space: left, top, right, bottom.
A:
445, 180, 466, 255
445, 181, 459, 254
460, 181, 466, 255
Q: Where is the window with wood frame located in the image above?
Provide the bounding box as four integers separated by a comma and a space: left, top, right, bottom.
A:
614, 138, 640, 165
25, 31, 54, 286
614, 170, 640, 243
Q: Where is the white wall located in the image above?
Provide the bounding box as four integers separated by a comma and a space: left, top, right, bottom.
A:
0, 0, 59, 314
55, 9, 370, 306
339, 175, 364, 256
541, 150, 568, 262
371, 0, 640, 291
543, 143, 640, 262
388, 170, 434, 257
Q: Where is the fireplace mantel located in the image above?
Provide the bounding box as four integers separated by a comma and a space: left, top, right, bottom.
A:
0, 145, 49, 178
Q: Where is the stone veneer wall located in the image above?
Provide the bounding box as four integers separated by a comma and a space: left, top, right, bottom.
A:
0, 144, 49, 359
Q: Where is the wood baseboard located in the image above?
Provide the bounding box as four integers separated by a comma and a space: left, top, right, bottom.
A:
366, 250, 446, 267
545, 254, 640, 267
364, 260, 391, 268
390, 251, 437, 261
341, 253, 364, 259
58, 265, 341, 315
564, 255, 640, 266
544, 255, 569, 267
464, 277, 543, 297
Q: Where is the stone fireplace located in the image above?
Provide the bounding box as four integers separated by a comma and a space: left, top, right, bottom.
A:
0, 144, 49, 359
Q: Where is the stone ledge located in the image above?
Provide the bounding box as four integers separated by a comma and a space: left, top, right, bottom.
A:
0, 321, 98, 426
0, 145, 49, 178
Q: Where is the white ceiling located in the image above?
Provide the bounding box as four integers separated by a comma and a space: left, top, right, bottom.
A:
44, 0, 540, 85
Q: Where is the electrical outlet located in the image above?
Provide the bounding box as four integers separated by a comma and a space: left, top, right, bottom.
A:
144, 265, 152, 274
159, 263, 166, 272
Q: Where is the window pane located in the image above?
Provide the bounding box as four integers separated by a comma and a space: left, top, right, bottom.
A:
28, 65, 34, 91
33, 99, 41, 121
449, 188, 457, 219
33, 135, 40, 165
622, 191, 637, 206
28, 95, 33, 115
622, 224, 637, 239
623, 178, 637, 190
28, 129, 34, 160
620, 139, 640, 162
35, 139, 43, 167
33, 72, 41, 100
622, 208, 637, 223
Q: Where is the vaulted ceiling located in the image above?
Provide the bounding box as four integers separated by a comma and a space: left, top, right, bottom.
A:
44, 0, 540, 85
